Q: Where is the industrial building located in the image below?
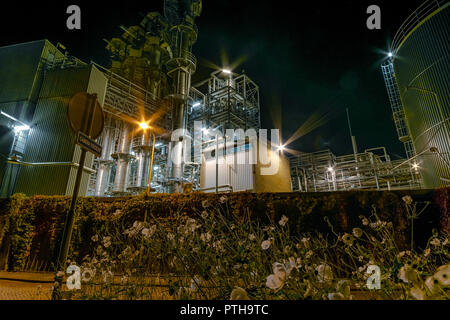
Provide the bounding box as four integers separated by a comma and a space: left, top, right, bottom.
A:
389, 0, 450, 189
0, 0, 291, 197
290, 0, 449, 193
0, 0, 448, 197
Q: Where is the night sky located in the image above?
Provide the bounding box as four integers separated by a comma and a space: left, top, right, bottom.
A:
0, 0, 427, 159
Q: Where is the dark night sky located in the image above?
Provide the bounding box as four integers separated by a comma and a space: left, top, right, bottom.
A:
0, 0, 427, 159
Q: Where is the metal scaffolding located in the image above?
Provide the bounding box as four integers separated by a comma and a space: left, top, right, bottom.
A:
289, 148, 422, 192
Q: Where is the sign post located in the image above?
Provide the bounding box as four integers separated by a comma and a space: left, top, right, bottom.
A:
53, 92, 104, 299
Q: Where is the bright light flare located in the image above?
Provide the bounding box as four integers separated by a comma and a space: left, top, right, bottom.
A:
277, 145, 286, 152
139, 122, 150, 130
327, 167, 334, 172
222, 69, 232, 74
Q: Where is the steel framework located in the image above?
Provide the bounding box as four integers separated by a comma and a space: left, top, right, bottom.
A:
289, 148, 422, 192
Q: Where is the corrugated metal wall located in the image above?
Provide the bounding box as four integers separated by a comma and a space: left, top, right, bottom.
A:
394, 4, 450, 188
14, 64, 108, 196
202, 144, 254, 192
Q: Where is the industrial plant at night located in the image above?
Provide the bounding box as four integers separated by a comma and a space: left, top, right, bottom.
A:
0, 0, 448, 304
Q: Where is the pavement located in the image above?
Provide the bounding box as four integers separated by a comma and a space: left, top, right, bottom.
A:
0, 272, 54, 300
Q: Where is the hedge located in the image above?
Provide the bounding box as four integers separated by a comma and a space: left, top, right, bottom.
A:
0, 188, 448, 272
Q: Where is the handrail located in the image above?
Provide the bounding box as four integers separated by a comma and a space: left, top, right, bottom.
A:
392, 0, 448, 54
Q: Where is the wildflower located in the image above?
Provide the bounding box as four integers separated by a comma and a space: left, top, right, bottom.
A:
341, 233, 355, 246
402, 195, 413, 205
430, 238, 441, 247
301, 237, 310, 247
316, 264, 333, 284
202, 200, 210, 208
219, 196, 227, 203
443, 238, 448, 246
142, 225, 156, 238
362, 218, 369, 226
200, 232, 212, 242
433, 264, 450, 287
305, 250, 313, 259
56, 271, 64, 278
81, 268, 95, 282
91, 235, 99, 242
201, 211, 208, 219
328, 293, 346, 300
410, 286, 426, 300
425, 276, 441, 295
423, 248, 431, 257
279, 215, 289, 227
261, 240, 271, 250
167, 233, 175, 241
398, 265, 419, 284
112, 209, 122, 216
358, 256, 364, 262
230, 287, 250, 300
102, 236, 111, 248
248, 234, 256, 241
266, 274, 284, 291
352, 228, 363, 238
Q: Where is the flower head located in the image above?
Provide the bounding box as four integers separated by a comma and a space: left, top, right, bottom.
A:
402, 195, 413, 205
279, 215, 289, 227
352, 228, 363, 238
261, 240, 271, 250
316, 264, 333, 284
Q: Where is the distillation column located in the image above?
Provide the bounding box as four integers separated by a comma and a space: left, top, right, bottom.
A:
134, 131, 152, 189
165, 0, 202, 193
112, 122, 132, 194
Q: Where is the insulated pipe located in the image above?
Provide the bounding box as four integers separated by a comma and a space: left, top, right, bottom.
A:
113, 122, 132, 193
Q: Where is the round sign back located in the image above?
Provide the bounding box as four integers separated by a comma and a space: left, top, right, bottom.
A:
67, 92, 105, 139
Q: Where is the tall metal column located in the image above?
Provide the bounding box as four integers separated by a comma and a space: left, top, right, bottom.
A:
113, 122, 132, 193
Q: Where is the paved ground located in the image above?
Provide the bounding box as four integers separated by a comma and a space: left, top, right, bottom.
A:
0, 272, 53, 300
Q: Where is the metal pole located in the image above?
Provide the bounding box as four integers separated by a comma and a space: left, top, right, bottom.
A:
216, 134, 219, 194
57, 94, 96, 270
147, 132, 156, 194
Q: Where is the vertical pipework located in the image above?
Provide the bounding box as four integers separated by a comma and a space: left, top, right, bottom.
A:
95, 117, 113, 196
113, 122, 132, 193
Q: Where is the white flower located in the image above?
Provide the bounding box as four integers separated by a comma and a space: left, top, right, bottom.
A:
91, 235, 99, 242
261, 240, 271, 250
266, 274, 284, 291
328, 292, 345, 300
200, 232, 212, 242
113, 209, 122, 216
423, 248, 431, 257
279, 215, 289, 227
410, 286, 425, 300
352, 228, 363, 238
402, 195, 413, 205
301, 237, 310, 247
316, 264, 333, 283
430, 238, 441, 247
433, 264, 450, 287
248, 234, 256, 241
102, 236, 111, 248
230, 287, 250, 300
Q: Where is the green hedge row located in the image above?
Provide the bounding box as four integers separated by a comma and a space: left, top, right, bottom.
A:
0, 189, 448, 271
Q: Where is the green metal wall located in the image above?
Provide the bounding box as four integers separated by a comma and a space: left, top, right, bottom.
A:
394, 4, 450, 188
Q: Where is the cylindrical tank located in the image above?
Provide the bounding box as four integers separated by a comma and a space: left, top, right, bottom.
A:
393, 3, 450, 188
